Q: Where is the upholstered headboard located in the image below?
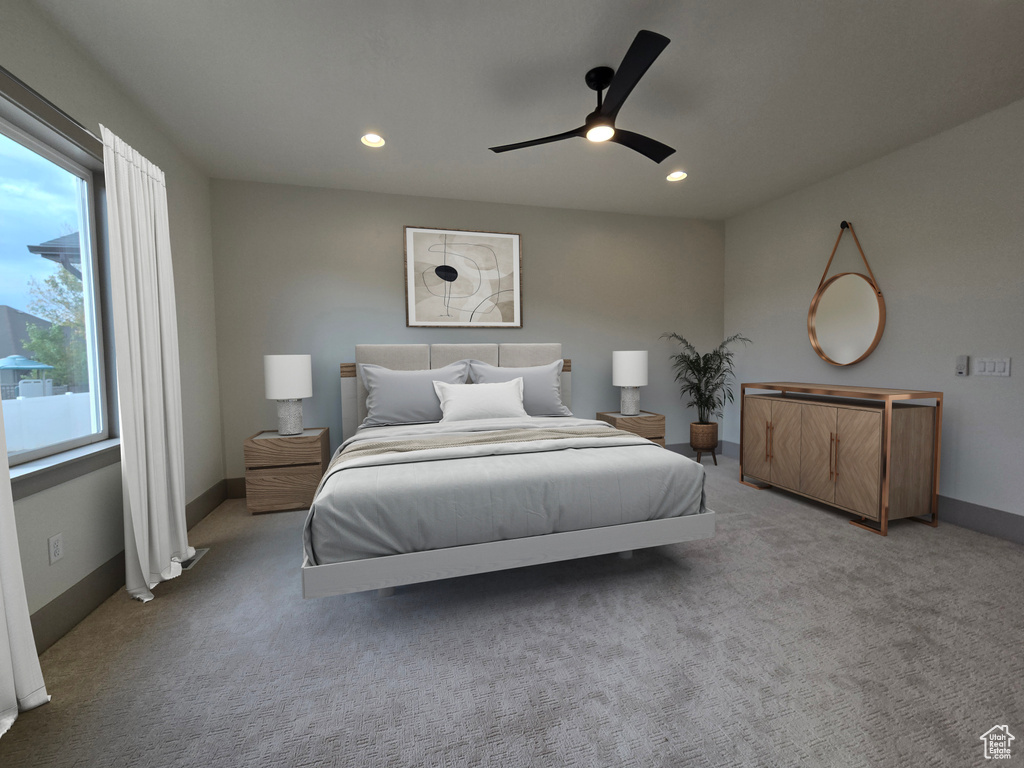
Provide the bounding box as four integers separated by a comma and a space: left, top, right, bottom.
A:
338, 343, 572, 440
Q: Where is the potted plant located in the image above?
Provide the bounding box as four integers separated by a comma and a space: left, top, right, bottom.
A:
663, 333, 751, 463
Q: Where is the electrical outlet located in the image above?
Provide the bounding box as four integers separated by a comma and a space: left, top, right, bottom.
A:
48, 533, 64, 565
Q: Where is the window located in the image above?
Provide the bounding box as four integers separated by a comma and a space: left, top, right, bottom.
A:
1, 116, 108, 464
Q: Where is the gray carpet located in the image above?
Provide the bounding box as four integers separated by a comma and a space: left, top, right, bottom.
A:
2, 456, 1022, 767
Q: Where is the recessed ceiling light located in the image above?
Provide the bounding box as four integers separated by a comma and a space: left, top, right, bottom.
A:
361, 133, 385, 148
666, 171, 687, 182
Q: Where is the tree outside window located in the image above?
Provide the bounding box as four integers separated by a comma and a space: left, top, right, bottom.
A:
22, 256, 88, 389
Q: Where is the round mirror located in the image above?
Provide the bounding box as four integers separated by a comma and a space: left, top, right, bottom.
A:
808, 272, 886, 366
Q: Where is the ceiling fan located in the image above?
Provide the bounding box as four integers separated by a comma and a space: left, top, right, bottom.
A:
489, 30, 675, 164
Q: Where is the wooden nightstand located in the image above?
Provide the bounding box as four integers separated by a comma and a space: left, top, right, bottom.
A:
595, 411, 666, 447
243, 427, 330, 514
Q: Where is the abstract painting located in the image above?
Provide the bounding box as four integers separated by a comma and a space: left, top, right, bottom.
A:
405, 227, 522, 327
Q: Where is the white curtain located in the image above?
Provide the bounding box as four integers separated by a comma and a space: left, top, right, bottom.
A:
101, 126, 194, 602
0, 399, 49, 738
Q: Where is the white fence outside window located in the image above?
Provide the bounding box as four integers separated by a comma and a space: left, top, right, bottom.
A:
2, 392, 96, 455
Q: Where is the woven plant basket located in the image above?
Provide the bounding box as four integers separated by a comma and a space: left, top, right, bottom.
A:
689, 422, 719, 452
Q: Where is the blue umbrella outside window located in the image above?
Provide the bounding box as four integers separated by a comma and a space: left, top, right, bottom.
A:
0, 354, 56, 372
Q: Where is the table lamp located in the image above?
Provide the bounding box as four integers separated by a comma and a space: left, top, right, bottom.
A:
612, 350, 648, 416
264, 354, 313, 435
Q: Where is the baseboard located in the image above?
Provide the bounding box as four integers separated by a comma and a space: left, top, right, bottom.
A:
31, 550, 125, 654
185, 478, 227, 529
30, 477, 228, 654
225, 476, 246, 498
939, 496, 1024, 546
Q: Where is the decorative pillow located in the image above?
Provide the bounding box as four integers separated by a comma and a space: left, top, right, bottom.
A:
358, 360, 470, 427
468, 359, 572, 417
433, 378, 529, 422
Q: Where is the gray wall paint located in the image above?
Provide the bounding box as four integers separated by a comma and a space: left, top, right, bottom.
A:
723, 97, 1024, 516
3, 0, 224, 610
211, 180, 725, 476
15, 465, 122, 612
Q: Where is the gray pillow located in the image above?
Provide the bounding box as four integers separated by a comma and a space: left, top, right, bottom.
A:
468, 359, 572, 417
359, 360, 470, 427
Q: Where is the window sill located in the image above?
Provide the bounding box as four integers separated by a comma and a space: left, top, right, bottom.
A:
10, 438, 120, 501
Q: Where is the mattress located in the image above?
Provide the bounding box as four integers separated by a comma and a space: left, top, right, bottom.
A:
302, 416, 706, 565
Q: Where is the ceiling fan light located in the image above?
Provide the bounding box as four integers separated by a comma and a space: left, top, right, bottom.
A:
666, 170, 687, 181
586, 124, 615, 142
361, 133, 385, 147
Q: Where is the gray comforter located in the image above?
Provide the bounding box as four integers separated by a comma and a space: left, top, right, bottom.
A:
302, 416, 706, 565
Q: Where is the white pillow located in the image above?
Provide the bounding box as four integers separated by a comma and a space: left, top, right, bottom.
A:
433, 378, 529, 422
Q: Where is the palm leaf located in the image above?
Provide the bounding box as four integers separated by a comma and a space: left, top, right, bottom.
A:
662, 332, 751, 423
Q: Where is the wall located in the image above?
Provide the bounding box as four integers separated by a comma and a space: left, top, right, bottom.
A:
724, 98, 1024, 516
2, 0, 224, 612
211, 180, 724, 476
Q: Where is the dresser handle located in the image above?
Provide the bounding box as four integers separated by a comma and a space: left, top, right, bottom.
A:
769, 421, 774, 460
765, 420, 770, 461
829, 432, 834, 481
834, 435, 840, 481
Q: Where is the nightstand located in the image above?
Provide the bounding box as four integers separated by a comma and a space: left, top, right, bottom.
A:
243, 427, 330, 514
595, 411, 666, 447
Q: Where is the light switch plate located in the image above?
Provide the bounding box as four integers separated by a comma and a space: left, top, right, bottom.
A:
973, 357, 1011, 377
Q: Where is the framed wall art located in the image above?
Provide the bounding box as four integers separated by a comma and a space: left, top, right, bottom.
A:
405, 226, 522, 328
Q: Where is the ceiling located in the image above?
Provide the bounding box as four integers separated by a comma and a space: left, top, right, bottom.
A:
30, 0, 1024, 220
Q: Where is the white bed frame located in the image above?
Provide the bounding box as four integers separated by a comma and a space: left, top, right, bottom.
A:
301, 343, 715, 598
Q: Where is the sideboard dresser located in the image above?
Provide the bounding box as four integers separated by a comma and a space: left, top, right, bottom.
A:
739, 382, 942, 535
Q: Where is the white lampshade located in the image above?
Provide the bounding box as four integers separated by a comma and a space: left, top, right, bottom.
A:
264, 354, 313, 400
612, 351, 648, 387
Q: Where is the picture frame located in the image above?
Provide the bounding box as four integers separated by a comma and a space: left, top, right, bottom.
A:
405, 226, 522, 328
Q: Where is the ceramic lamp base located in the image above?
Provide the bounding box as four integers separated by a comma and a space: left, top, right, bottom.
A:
619, 387, 640, 416
276, 399, 303, 435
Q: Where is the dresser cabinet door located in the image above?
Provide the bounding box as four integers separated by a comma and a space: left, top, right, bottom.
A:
768, 400, 802, 491
799, 404, 837, 502
834, 408, 882, 519
742, 397, 772, 482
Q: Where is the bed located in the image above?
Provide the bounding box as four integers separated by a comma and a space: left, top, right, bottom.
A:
301, 343, 714, 598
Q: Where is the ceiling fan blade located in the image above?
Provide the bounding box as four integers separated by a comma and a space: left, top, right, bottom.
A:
600, 30, 670, 120
608, 129, 675, 163
489, 126, 586, 153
